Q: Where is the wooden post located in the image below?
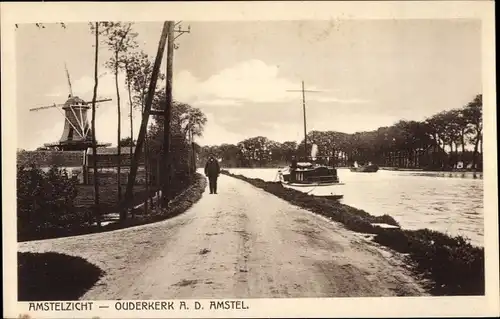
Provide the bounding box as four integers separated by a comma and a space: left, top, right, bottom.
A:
162, 21, 175, 207
123, 22, 170, 215
90, 22, 101, 227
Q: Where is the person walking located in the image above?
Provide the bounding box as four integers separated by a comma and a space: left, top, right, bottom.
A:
204, 155, 220, 194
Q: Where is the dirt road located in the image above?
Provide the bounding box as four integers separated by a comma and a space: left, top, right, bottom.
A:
18, 174, 426, 299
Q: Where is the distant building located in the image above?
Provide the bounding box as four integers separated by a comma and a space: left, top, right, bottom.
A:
17, 150, 86, 183
85, 147, 147, 185
17, 147, 148, 185
86, 146, 145, 168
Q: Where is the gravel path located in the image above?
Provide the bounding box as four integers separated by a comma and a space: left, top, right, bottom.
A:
18, 175, 427, 299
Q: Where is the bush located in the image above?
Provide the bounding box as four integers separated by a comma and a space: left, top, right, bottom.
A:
17, 164, 83, 240
374, 229, 484, 295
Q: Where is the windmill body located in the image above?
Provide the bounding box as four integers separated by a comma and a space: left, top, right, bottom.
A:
30, 65, 112, 151
58, 96, 92, 149
37, 95, 112, 151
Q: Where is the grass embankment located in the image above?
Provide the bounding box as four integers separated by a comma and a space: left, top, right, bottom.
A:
75, 184, 154, 214
20, 173, 207, 242
221, 170, 484, 296
18, 252, 104, 301
125, 172, 207, 224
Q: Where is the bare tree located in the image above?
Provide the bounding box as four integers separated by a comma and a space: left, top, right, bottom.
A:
128, 51, 166, 214
89, 22, 102, 227
101, 22, 138, 210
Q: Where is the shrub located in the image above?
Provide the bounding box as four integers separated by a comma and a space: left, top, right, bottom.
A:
17, 164, 81, 240
374, 229, 484, 295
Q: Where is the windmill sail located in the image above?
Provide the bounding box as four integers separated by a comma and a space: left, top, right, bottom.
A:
64, 63, 74, 97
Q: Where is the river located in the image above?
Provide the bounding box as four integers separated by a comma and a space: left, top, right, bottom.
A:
226, 168, 484, 246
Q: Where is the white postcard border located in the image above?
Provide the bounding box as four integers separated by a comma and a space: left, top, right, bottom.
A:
2, 1, 498, 318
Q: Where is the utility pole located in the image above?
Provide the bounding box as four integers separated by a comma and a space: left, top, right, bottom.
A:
162, 21, 175, 207
301, 81, 307, 159
159, 21, 191, 207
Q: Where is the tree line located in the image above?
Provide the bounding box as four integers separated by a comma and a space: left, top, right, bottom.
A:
198, 94, 483, 171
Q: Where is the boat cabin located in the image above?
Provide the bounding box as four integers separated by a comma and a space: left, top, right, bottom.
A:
280, 162, 340, 185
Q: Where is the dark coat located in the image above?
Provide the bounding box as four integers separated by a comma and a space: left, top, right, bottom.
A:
205, 158, 220, 177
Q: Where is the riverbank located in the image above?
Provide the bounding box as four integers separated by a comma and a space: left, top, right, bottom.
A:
199, 165, 482, 173
221, 170, 484, 296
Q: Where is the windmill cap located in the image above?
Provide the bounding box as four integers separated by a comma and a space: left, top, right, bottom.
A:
63, 96, 87, 108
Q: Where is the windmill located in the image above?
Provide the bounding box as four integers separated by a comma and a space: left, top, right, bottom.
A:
30, 64, 112, 151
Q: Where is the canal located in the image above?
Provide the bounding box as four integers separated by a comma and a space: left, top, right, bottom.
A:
227, 168, 484, 246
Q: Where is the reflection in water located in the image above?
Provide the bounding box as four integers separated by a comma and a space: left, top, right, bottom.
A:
228, 168, 484, 246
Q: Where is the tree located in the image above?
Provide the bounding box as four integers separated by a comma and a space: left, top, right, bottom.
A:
178, 105, 207, 138
440, 110, 465, 167
89, 22, 102, 226
452, 108, 473, 156
199, 93, 482, 171
178, 104, 207, 174
237, 136, 274, 167
281, 141, 298, 162
102, 22, 138, 203
128, 52, 166, 209
122, 53, 139, 163
217, 144, 241, 167
119, 137, 136, 147
463, 94, 483, 169
148, 94, 207, 180
130, 52, 166, 110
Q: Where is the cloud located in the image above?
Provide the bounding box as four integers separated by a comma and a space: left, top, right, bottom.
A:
196, 99, 242, 106
46, 72, 129, 101
196, 112, 246, 146
174, 59, 368, 105
315, 97, 370, 104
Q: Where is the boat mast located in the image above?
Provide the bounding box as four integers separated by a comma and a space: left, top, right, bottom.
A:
302, 80, 307, 160
287, 81, 324, 161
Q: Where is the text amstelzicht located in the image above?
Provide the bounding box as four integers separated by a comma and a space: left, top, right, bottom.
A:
28, 302, 94, 311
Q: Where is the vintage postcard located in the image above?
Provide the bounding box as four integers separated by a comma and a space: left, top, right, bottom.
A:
2, 1, 498, 318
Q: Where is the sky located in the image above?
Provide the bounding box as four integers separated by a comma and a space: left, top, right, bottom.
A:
16, 20, 481, 150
